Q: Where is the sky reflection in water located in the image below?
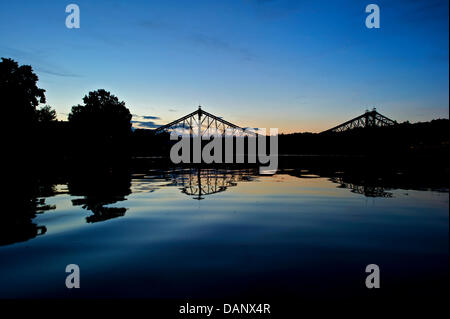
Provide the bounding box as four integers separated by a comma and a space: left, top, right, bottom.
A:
0, 168, 448, 298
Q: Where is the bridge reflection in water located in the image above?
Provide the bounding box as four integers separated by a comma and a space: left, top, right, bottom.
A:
133, 168, 258, 200
330, 177, 393, 197
4, 166, 446, 247
133, 168, 396, 199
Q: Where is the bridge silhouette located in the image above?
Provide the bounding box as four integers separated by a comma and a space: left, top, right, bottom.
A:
321, 108, 397, 133
153, 106, 397, 134
155, 106, 257, 137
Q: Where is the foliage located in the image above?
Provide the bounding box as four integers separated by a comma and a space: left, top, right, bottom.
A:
68, 89, 132, 153
37, 105, 57, 123
0, 58, 46, 125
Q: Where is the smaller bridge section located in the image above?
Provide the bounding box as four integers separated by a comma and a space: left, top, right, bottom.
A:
322, 108, 397, 133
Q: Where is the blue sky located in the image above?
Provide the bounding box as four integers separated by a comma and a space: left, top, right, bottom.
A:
0, 0, 448, 132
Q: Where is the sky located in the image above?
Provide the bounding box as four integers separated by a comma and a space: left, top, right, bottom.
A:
0, 0, 448, 133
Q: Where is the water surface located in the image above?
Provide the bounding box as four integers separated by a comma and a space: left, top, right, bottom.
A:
0, 168, 448, 299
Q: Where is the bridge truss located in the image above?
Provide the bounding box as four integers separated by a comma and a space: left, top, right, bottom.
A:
322, 108, 397, 133
154, 106, 257, 137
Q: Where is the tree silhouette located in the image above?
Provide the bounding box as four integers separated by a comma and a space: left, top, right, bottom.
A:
68, 165, 131, 223
0, 57, 46, 126
37, 105, 57, 123
69, 89, 132, 157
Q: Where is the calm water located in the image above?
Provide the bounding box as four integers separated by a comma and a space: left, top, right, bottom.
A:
0, 168, 448, 299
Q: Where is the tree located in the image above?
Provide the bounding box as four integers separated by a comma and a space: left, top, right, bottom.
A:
0, 57, 46, 126
68, 89, 132, 155
37, 105, 57, 123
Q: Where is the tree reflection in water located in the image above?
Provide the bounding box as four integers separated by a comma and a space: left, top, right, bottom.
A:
1, 175, 56, 246
68, 166, 131, 223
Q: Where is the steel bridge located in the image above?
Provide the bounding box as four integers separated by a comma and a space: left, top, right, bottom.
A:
154, 106, 257, 137
321, 108, 397, 133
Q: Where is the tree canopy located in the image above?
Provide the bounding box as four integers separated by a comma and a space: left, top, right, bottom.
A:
37, 105, 57, 123
69, 89, 132, 152
0, 58, 47, 125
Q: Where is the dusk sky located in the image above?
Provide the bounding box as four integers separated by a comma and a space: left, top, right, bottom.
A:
1, 0, 448, 133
